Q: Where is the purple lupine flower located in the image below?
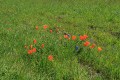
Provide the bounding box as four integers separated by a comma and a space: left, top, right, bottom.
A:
75, 46, 79, 51
67, 34, 71, 37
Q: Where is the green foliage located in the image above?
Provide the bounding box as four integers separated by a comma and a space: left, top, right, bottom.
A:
0, 0, 120, 80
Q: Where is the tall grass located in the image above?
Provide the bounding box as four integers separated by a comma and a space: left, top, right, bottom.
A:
0, 0, 120, 80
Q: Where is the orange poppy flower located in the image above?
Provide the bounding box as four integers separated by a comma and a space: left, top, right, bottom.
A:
48, 55, 53, 61
98, 47, 102, 52
80, 35, 88, 41
32, 48, 36, 53
50, 29, 53, 33
90, 44, 96, 49
72, 35, 76, 40
64, 34, 69, 39
80, 36, 85, 40
43, 25, 48, 29
84, 41, 90, 46
28, 50, 33, 55
83, 34, 88, 39
36, 26, 39, 30
41, 44, 44, 48
33, 39, 37, 44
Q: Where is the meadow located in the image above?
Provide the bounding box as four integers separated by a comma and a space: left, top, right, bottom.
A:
0, 0, 120, 80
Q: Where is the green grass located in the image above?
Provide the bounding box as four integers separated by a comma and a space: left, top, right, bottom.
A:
0, 0, 120, 80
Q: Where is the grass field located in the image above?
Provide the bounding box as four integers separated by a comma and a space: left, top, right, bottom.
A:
0, 0, 120, 80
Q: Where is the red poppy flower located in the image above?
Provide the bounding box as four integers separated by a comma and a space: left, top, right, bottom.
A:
32, 48, 36, 53
41, 44, 44, 48
43, 25, 48, 29
36, 26, 39, 30
28, 50, 33, 55
83, 34, 88, 39
64, 35, 69, 39
48, 55, 53, 61
80, 36, 85, 40
80, 35, 88, 41
98, 47, 102, 52
50, 30, 53, 33
33, 39, 37, 44
72, 35, 76, 40
90, 44, 96, 49
84, 41, 90, 46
